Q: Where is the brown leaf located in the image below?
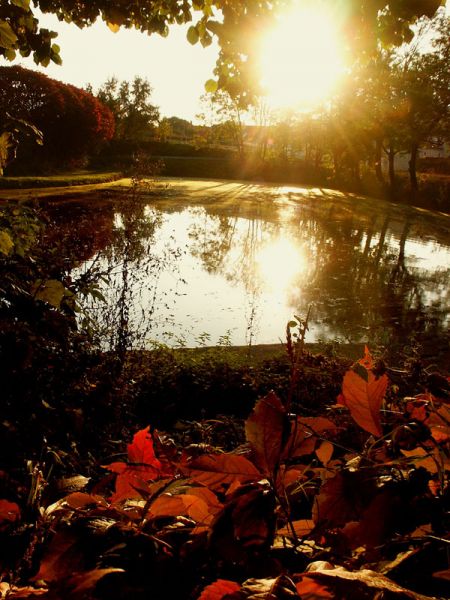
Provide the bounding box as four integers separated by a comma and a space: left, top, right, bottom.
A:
198, 579, 241, 600
312, 472, 373, 527
33, 530, 82, 583
68, 568, 124, 596
209, 483, 276, 562
277, 519, 314, 538
148, 493, 213, 526
315, 442, 334, 466
245, 392, 288, 476
183, 453, 260, 491
338, 347, 388, 437
283, 417, 337, 460
63, 492, 106, 510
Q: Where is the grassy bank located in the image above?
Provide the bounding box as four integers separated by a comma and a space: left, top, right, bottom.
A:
0, 170, 122, 189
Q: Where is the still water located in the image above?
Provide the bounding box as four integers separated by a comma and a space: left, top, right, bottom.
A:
49, 179, 450, 355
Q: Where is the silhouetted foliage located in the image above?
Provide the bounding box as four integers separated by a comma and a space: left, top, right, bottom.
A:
0, 66, 114, 172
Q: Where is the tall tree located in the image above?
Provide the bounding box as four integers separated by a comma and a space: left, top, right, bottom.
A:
96, 76, 160, 142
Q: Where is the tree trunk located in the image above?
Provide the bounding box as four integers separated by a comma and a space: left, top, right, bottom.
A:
388, 147, 395, 190
409, 143, 419, 192
375, 139, 384, 183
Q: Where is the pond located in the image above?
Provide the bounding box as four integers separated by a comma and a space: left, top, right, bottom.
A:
45, 179, 450, 359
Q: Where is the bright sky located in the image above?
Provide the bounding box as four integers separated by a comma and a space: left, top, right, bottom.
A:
16, 11, 219, 122
10, 2, 449, 123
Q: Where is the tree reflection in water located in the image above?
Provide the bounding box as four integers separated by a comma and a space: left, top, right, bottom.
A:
42, 183, 450, 362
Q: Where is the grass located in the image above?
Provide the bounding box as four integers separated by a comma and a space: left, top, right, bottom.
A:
0, 170, 122, 189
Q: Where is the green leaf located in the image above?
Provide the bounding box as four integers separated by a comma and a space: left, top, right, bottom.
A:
204, 78, 218, 93
34, 279, 67, 308
0, 131, 14, 176
0, 22, 18, 49
11, 0, 30, 9
0, 231, 14, 256
187, 25, 199, 45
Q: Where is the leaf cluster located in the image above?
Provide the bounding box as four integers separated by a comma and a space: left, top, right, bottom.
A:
0, 66, 115, 173
0, 1, 445, 97
0, 347, 448, 599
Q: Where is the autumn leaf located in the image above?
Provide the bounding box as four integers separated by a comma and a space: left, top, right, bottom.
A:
338, 347, 388, 437
198, 579, 240, 600
283, 416, 338, 459
315, 441, 334, 466
0, 499, 20, 523
209, 483, 276, 562
103, 427, 173, 503
67, 569, 124, 597
183, 453, 260, 491
245, 391, 289, 476
313, 471, 375, 527
294, 565, 434, 599
230, 575, 299, 599
277, 519, 314, 538
0, 582, 47, 597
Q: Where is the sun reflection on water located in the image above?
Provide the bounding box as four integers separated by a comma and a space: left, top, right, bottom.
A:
256, 237, 306, 293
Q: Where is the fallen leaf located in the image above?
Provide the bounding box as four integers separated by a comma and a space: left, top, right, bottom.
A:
277, 519, 314, 538
315, 441, 334, 466
183, 453, 260, 491
294, 565, 434, 599
198, 579, 241, 600
338, 348, 388, 437
103, 427, 173, 502
68, 568, 124, 596
231, 575, 299, 599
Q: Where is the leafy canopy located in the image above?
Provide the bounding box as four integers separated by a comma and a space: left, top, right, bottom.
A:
0, 0, 445, 97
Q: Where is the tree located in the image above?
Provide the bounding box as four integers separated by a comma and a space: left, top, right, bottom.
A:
399, 15, 450, 190
96, 76, 160, 142
0, 1, 445, 98
0, 66, 114, 171
197, 91, 246, 155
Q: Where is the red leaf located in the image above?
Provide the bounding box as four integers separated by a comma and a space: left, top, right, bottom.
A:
338, 348, 388, 437
127, 427, 160, 465
0, 499, 20, 523
198, 579, 241, 600
103, 427, 174, 503
245, 391, 288, 476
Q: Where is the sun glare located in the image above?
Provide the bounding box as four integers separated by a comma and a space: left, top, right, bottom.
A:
259, 2, 346, 110
256, 237, 306, 292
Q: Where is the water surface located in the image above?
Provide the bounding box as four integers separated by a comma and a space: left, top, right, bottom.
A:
46, 179, 450, 358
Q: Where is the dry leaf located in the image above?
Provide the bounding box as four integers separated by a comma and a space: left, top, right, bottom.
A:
245, 392, 288, 476
338, 347, 388, 437
198, 579, 241, 600
183, 453, 260, 491
315, 441, 334, 466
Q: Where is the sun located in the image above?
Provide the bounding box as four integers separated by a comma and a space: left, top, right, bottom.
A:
258, 1, 346, 110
